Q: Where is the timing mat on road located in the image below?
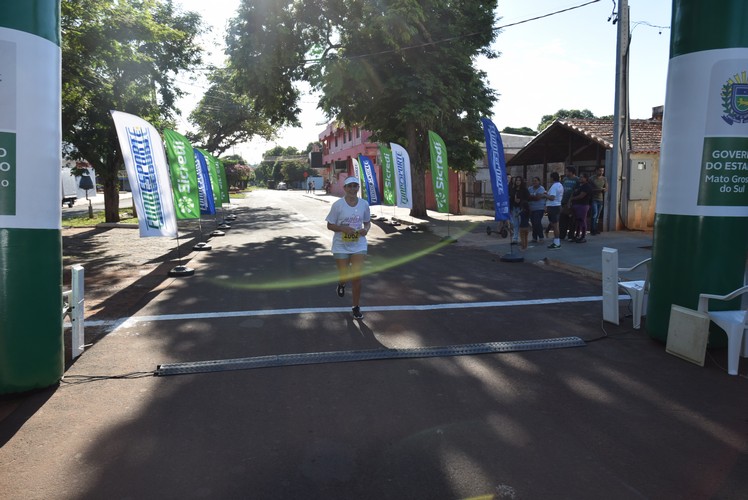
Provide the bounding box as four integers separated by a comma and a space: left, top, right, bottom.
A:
155, 336, 587, 376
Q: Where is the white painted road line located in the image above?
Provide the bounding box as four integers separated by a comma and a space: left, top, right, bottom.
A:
70, 295, 631, 332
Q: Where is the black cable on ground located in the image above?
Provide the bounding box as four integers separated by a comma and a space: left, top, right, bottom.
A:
60, 371, 157, 385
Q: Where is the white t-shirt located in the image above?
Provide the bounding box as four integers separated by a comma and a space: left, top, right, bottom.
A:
546, 182, 564, 207
326, 197, 371, 254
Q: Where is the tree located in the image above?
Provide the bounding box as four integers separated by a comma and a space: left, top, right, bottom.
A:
62, 0, 203, 222
220, 154, 251, 188
280, 160, 308, 184
305, 142, 322, 154
502, 126, 536, 136
188, 67, 276, 156
252, 163, 273, 186
537, 109, 597, 132
226, 0, 498, 217
225, 164, 252, 189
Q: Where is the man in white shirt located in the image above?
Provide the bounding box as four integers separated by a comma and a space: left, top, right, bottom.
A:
545, 171, 564, 249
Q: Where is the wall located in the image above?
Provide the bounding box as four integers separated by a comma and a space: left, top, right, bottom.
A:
622, 153, 659, 230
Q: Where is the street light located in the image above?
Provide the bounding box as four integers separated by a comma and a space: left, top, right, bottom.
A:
78, 172, 94, 218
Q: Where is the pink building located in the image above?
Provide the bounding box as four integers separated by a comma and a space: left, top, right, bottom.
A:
318, 122, 460, 213
319, 122, 380, 196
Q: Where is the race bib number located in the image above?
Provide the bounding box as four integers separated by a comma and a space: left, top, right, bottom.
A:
342, 231, 359, 243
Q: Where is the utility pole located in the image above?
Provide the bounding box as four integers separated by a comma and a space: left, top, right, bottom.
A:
608, 0, 629, 231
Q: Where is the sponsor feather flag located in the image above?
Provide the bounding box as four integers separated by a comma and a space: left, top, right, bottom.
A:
214, 159, 230, 205
378, 144, 396, 206
353, 157, 365, 199
196, 148, 223, 208
428, 131, 450, 213
351, 157, 362, 198
481, 118, 510, 221
358, 154, 381, 206
163, 129, 201, 220
193, 149, 216, 215
390, 142, 413, 209
111, 110, 177, 237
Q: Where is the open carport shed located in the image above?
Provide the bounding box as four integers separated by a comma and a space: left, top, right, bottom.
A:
507, 118, 662, 231
508, 119, 612, 171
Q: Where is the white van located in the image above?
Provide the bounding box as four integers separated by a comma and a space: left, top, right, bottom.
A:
61, 167, 77, 207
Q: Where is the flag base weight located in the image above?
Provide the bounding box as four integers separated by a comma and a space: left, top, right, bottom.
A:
500, 253, 524, 263
225, 214, 237, 221
218, 223, 231, 230
210, 230, 225, 237
168, 265, 195, 277
500, 242, 524, 263
193, 242, 212, 251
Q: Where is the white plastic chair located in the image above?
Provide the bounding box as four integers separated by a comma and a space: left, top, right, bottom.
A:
617, 258, 651, 330
697, 285, 748, 376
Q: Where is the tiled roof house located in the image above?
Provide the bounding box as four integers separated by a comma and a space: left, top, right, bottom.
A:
508, 118, 662, 166
506, 117, 663, 230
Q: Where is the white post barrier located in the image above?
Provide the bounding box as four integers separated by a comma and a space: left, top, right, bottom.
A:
602, 247, 620, 325
62, 264, 85, 359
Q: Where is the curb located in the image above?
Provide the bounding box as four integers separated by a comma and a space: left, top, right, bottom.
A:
544, 258, 603, 281
96, 222, 139, 229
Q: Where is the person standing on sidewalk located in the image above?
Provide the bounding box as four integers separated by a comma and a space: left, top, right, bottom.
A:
545, 172, 564, 249
326, 176, 371, 320
570, 173, 593, 243
527, 176, 546, 244
509, 176, 529, 246
559, 166, 578, 240
590, 166, 607, 235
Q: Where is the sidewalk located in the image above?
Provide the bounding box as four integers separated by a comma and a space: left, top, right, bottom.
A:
311, 192, 653, 280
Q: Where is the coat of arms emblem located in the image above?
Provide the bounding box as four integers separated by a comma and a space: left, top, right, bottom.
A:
721, 77, 748, 125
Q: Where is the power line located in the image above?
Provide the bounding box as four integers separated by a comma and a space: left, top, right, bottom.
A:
631, 20, 670, 35
301, 0, 603, 66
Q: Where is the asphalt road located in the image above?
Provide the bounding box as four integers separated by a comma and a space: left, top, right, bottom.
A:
61, 191, 133, 219
2, 189, 747, 499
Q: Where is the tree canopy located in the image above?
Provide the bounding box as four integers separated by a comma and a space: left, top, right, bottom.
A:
502, 126, 537, 136
188, 67, 277, 156
537, 109, 597, 132
226, 0, 499, 216
219, 154, 251, 189
62, 0, 203, 221
263, 145, 303, 158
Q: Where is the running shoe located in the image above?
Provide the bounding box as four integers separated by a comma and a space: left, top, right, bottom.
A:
352, 306, 363, 319
547, 243, 561, 249
337, 283, 346, 297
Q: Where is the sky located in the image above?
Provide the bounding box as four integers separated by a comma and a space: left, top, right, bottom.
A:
173, 0, 673, 164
